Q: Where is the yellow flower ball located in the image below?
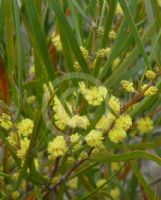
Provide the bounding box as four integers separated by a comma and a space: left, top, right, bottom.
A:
68, 115, 90, 129
85, 129, 103, 147
109, 128, 126, 143
53, 96, 71, 130
115, 114, 132, 130
17, 138, 30, 160
48, 136, 68, 160
17, 118, 34, 137
109, 30, 116, 40
144, 86, 158, 96
145, 70, 156, 80
70, 133, 80, 143
121, 80, 135, 93
96, 48, 111, 58
96, 112, 115, 131
51, 32, 62, 52
80, 46, 89, 61
108, 95, 120, 113
79, 82, 107, 106
79, 151, 88, 160
0, 113, 12, 130
137, 117, 153, 134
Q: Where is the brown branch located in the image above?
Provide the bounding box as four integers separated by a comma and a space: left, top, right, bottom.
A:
43, 148, 94, 198
50, 157, 61, 178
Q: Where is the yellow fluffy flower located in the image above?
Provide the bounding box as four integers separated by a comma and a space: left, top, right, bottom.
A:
53, 96, 71, 130
137, 117, 153, 134
109, 31, 116, 40
79, 82, 107, 106
110, 187, 120, 199
79, 151, 88, 160
145, 70, 156, 80
80, 46, 89, 61
68, 115, 90, 129
17, 118, 34, 137
121, 80, 135, 93
70, 133, 82, 150
8, 131, 18, 146
85, 130, 103, 147
96, 48, 111, 58
144, 86, 158, 96
27, 95, 36, 104
70, 133, 80, 143
73, 61, 81, 71
96, 112, 115, 131
48, 136, 68, 160
17, 138, 30, 160
108, 95, 120, 113
43, 81, 54, 102
51, 32, 62, 51
108, 128, 126, 143
115, 114, 132, 130
0, 113, 12, 130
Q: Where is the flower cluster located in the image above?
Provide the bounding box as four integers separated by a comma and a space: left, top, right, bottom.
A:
17, 118, 34, 137
108, 114, 132, 143
17, 138, 30, 160
96, 48, 111, 58
121, 80, 135, 93
48, 136, 68, 160
0, 114, 34, 162
145, 70, 156, 80
0, 113, 12, 131
109, 128, 126, 143
51, 32, 62, 51
53, 95, 90, 130
79, 82, 107, 106
96, 112, 115, 131
108, 95, 121, 113
53, 96, 71, 130
85, 129, 104, 147
143, 86, 158, 96
74, 61, 81, 71
80, 46, 89, 62
68, 115, 90, 129
137, 117, 153, 134
16, 118, 34, 160
115, 114, 132, 131
109, 30, 116, 40
70, 133, 81, 151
